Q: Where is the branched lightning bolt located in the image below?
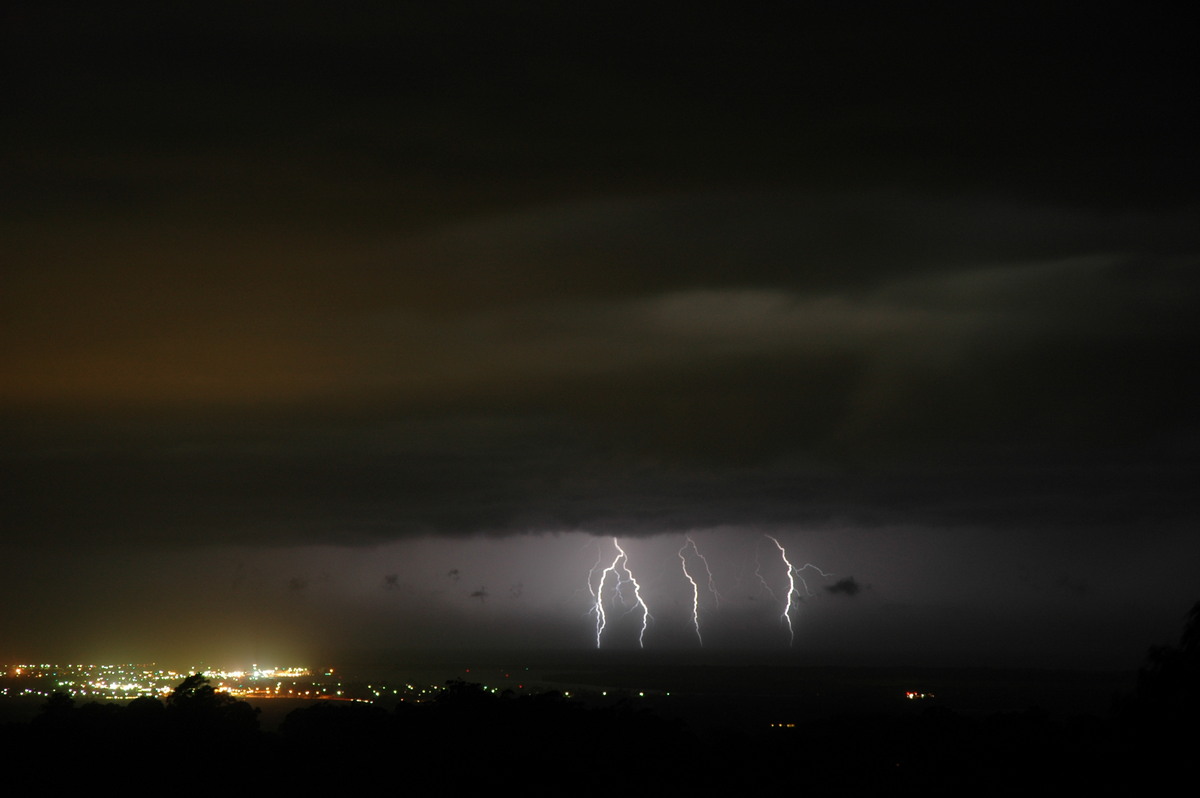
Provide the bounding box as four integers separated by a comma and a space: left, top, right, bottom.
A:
679, 536, 723, 646
678, 538, 703, 646
587, 535, 829, 648
696, 540, 722, 609
588, 547, 614, 649
765, 535, 832, 646
793, 561, 833, 598
618, 540, 653, 647
588, 538, 653, 648
766, 535, 797, 644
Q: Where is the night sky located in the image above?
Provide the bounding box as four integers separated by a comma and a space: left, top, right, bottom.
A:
3, 2, 1198, 669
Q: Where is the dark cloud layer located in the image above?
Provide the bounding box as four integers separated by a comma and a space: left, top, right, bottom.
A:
6, 191, 1196, 544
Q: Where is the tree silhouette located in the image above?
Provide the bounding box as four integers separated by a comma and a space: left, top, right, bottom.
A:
165, 673, 259, 735
1136, 600, 1200, 719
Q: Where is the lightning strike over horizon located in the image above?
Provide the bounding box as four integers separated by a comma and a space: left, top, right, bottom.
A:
765, 535, 832, 646
587, 548, 612, 648
588, 538, 653, 649
678, 536, 723, 646
679, 539, 703, 646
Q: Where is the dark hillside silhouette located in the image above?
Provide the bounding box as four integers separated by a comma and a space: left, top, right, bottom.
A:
1119, 600, 1200, 774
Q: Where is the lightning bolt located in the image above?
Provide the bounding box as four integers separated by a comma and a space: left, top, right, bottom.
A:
678, 536, 723, 646
588, 538, 653, 648
679, 539, 703, 646
696, 539, 722, 609
587, 548, 611, 649
765, 535, 832, 646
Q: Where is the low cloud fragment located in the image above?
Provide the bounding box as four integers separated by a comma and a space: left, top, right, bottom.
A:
826, 577, 861, 596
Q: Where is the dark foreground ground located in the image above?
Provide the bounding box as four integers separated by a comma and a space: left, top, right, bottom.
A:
1, 650, 1193, 794
291, 649, 1137, 726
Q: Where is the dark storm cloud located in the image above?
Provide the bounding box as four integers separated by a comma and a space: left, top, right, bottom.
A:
2, 3, 1198, 553
827, 578, 861, 597
6, 190, 1197, 546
